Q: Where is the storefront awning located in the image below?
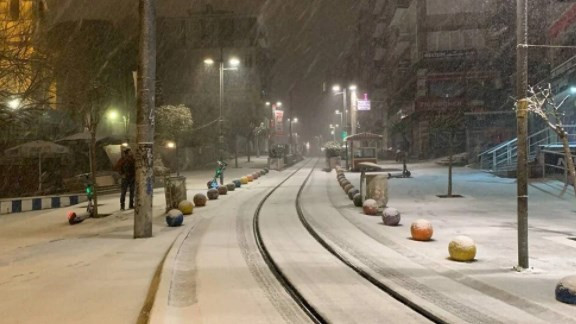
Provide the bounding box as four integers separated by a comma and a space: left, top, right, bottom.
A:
345, 132, 383, 142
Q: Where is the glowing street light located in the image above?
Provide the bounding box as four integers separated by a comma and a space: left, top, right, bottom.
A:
107, 110, 119, 120
8, 98, 21, 109
229, 57, 240, 67
203, 58, 215, 65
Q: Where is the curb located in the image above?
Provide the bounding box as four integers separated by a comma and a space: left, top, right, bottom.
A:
0, 194, 88, 215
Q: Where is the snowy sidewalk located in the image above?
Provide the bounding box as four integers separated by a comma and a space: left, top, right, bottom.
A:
0, 156, 271, 324
338, 161, 576, 322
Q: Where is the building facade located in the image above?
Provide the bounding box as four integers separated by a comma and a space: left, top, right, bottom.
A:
341, 0, 557, 160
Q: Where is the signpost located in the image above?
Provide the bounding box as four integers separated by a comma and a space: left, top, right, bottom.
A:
357, 100, 371, 111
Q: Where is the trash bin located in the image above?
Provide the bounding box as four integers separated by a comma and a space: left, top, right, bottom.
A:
164, 176, 187, 211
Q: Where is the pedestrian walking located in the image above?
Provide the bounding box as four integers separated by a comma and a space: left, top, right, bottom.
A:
115, 148, 136, 210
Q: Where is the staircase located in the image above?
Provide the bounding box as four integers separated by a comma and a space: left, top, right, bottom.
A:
477, 125, 576, 173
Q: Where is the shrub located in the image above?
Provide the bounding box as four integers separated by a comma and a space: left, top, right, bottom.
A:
323, 141, 341, 158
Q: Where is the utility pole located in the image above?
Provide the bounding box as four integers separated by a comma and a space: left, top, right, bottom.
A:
350, 87, 358, 136
219, 47, 224, 170
134, 0, 156, 239
516, 0, 529, 269
289, 89, 294, 154
343, 90, 348, 137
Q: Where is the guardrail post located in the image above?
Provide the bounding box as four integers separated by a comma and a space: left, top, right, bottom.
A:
492, 151, 496, 171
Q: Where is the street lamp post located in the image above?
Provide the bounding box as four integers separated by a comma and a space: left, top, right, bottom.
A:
332, 84, 357, 136
335, 110, 343, 142
329, 124, 337, 141
349, 85, 357, 136
289, 117, 298, 153
204, 53, 239, 184
332, 85, 348, 136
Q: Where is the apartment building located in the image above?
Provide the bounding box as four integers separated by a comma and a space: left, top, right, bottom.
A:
346, 0, 557, 159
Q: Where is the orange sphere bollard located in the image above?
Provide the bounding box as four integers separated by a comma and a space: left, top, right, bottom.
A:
410, 219, 433, 241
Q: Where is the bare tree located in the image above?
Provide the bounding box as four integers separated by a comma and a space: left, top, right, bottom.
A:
428, 108, 465, 198
0, 10, 53, 136
526, 84, 576, 196
47, 20, 135, 217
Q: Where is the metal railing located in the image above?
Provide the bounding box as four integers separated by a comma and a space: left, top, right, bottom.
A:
478, 125, 576, 171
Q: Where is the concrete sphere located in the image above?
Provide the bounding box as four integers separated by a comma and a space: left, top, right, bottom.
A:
353, 193, 363, 207
218, 186, 228, 195
556, 275, 576, 305
382, 207, 401, 226
448, 236, 477, 261
348, 188, 359, 200
178, 200, 194, 215
233, 180, 242, 188
252, 172, 259, 179
363, 199, 379, 216
240, 177, 249, 184
193, 193, 207, 207
207, 188, 219, 200
226, 183, 236, 191
339, 178, 348, 186
259, 170, 266, 176
246, 175, 254, 182
263, 168, 269, 174
166, 209, 184, 227
343, 183, 354, 193
411, 219, 434, 241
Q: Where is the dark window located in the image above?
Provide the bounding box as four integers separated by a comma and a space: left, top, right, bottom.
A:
10, 0, 20, 20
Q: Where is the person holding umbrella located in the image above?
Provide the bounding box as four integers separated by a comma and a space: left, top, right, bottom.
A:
115, 148, 135, 210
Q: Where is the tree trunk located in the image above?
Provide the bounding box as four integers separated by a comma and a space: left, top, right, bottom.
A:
560, 131, 576, 196
89, 128, 99, 218
447, 131, 454, 197
256, 136, 260, 157
234, 136, 238, 168
247, 139, 251, 162
175, 138, 180, 176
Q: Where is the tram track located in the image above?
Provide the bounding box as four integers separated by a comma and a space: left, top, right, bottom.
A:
252, 158, 326, 324
254, 160, 437, 323
292, 165, 447, 324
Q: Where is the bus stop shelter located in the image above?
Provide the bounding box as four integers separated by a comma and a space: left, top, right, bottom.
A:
345, 132, 383, 171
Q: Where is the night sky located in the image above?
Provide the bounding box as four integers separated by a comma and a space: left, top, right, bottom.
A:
46, 0, 361, 140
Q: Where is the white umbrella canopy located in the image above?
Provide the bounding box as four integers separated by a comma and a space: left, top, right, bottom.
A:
4, 140, 70, 191
56, 131, 105, 142
4, 140, 70, 158
56, 131, 124, 145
